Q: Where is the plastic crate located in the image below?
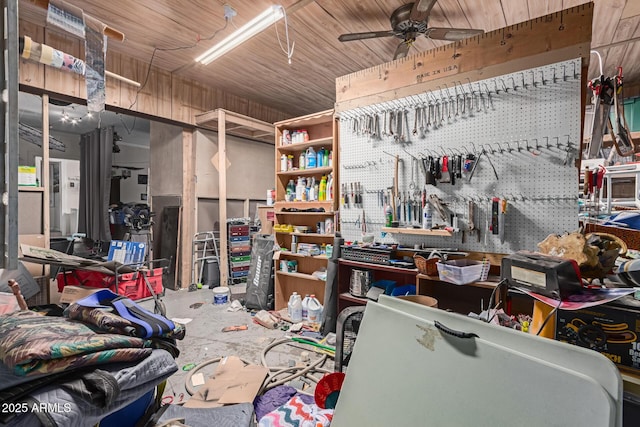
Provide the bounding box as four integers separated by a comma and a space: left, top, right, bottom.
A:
229, 225, 250, 236
231, 255, 251, 263
436, 260, 490, 285
230, 236, 250, 242
231, 265, 250, 272
231, 270, 249, 278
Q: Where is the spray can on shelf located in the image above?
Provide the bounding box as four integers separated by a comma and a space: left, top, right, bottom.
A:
328, 151, 333, 167
385, 204, 393, 227
291, 235, 298, 253
280, 154, 288, 171
287, 155, 293, 170
308, 177, 316, 201
423, 202, 433, 229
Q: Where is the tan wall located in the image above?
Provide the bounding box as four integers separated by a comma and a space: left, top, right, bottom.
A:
195, 130, 275, 200
149, 122, 183, 197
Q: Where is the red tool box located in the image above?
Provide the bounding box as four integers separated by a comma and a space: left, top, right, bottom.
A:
57, 268, 163, 301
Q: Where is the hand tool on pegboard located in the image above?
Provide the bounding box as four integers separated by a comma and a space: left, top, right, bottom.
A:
609, 67, 635, 157
499, 199, 507, 244
491, 197, 500, 236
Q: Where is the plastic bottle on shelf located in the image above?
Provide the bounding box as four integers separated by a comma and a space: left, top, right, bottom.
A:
302, 294, 311, 321
324, 149, 329, 168
316, 148, 324, 167
385, 204, 393, 227
286, 179, 295, 201
289, 292, 303, 323
299, 152, 305, 170
280, 154, 288, 171
306, 147, 316, 169
423, 202, 433, 229
307, 295, 323, 323
302, 129, 309, 142
287, 155, 293, 170
319, 175, 327, 201
328, 150, 333, 167
308, 177, 316, 201
295, 177, 304, 201
326, 174, 333, 201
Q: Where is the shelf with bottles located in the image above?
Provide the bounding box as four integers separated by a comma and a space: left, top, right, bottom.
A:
277, 136, 333, 153
278, 144, 334, 174
277, 166, 333, 177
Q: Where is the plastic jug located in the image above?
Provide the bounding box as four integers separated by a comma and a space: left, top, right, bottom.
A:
288, 292, 303, 323
306, 147, 316, 169
302, 294, 311, 321
307, 294, 323, 323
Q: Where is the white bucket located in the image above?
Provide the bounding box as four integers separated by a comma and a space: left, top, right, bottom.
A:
212, 286, 230, 305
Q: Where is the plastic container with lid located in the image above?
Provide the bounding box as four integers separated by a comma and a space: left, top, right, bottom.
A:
288, 292, 303, 323
306, 147, 316, 169
302, 294, 311, 321
307, 295, 323, 323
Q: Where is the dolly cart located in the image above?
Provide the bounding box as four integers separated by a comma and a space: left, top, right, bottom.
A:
114, 258, 170, 317
191, 231, 220, 287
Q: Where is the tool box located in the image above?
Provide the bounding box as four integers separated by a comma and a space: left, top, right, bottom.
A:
57, 268, 163, 301
555, 297, 640, 371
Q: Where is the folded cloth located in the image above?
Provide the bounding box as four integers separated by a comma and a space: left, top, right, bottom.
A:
65, 301, 186, 340
254, 385, 314, 421
0, 311, 150, 376
70, 289, 180, 339
258, 396, 333, 427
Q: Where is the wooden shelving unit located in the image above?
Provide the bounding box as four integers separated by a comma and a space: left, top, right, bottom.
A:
273, 109, 339, 310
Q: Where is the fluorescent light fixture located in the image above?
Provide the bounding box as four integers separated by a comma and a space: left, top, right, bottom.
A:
195, 5, 284, 65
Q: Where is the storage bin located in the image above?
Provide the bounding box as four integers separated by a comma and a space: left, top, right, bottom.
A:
436, 259, 490, 285
231, 255, 251, 263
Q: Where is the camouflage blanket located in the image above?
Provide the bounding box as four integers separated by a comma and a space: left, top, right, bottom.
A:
0, 311, 151, 376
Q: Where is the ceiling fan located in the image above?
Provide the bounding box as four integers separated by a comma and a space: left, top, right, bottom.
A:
338, 0, 484, 60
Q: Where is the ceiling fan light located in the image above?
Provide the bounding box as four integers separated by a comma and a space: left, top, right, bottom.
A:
195, 5, 285, 65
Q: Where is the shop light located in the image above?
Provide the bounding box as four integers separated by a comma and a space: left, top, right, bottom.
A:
195, 5, 284, 65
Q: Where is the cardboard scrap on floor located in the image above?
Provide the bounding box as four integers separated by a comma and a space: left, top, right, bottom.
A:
184, 356, 269, 408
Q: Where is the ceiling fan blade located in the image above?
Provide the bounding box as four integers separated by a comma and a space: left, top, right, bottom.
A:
427, 27, 484, 41
394, 42, 410, 60
410, 0, 438, 22
339, 30, 395, 42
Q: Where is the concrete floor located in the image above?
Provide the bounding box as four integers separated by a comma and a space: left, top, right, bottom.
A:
132, 284, 334, 404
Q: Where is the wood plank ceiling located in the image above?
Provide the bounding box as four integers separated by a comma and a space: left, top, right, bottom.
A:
18, 0, 640, 119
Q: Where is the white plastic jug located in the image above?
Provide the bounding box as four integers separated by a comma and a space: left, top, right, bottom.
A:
307, 294, 323, 323
301, 294, 311, 321
288, 292, 303, 323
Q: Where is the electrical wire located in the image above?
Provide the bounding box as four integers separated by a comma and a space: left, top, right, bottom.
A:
485, 278, 506, 323
536, 297, 563, 336
127, 19, 229, 111
183, 337, 334, 397
274, 6, 295, 64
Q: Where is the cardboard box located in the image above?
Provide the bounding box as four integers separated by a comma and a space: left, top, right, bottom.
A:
59, 285, 102, 304
19, 234, 47, 277
184, 356, 269, 408
107, 240, 147, 266
556, 300, 640, 371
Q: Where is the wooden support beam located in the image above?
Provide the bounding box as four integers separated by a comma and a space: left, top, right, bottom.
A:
41, 94, 50, 277
180, 129, 195, 289
218, 109, 229, 286
335, 3, 594, 112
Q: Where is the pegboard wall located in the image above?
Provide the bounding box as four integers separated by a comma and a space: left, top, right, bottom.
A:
338, 58, 581, 253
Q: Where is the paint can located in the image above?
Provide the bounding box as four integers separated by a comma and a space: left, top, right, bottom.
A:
212, 286, 230, 305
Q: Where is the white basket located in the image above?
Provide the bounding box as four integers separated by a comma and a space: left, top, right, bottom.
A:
436, 259, 490, 285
